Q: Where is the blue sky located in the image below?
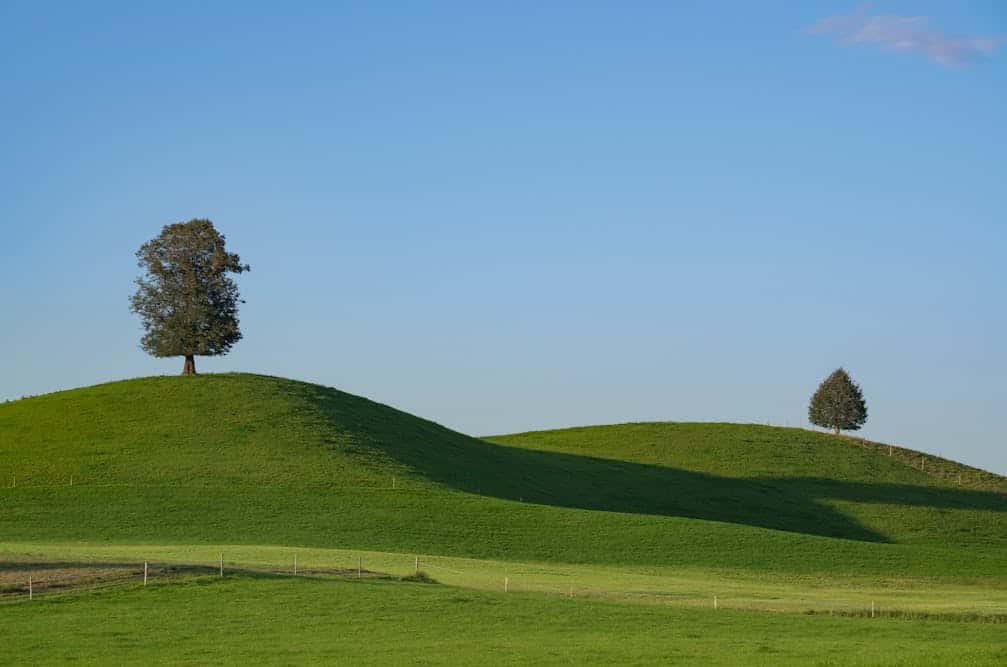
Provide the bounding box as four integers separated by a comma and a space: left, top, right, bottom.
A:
2, 2, 1005, 473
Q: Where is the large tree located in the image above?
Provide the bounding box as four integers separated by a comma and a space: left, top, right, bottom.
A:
808, 368, 868, 435
130, 219, 249, 375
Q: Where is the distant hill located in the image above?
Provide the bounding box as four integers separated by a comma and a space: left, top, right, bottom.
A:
1, 373, 1004, 577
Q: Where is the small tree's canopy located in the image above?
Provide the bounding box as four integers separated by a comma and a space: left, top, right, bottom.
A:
808, 368, 868, 435
130, 219, 249, 366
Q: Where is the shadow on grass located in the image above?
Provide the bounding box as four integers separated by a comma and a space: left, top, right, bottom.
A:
295, 383, 1007, 544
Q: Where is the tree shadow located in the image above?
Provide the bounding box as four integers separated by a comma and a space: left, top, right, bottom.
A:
296, 384, 1007, 544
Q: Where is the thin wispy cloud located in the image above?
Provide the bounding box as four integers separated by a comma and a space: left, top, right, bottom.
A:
807, 6, 1002, 67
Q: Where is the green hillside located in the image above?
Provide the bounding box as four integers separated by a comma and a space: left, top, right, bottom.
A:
1, 373, 1005, 578
487, 422, 1007, 546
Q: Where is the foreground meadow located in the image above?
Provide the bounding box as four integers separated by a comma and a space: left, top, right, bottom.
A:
3, 573, 1005, 666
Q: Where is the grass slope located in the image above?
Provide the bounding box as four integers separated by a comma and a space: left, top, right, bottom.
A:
1, 373, 1005, 579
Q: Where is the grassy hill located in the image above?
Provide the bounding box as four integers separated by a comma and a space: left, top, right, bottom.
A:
3, 373, 1007, 664
486, 422, 1007, 546
1, 373, 1004, 579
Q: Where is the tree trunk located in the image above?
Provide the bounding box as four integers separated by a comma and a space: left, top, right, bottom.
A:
182, 354, 196, 376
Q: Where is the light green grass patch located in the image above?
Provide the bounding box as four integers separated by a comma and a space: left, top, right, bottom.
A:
4, 541, 1005, 618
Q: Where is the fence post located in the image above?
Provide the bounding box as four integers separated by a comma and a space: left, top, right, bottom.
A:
144, 561, 148, 586
28, 575, 32, 600
505, 577, 509, 593
294, 554, 298, 576
358, 557, 362, 578
414, 557, 418, 575
219, 553, 224, 578
714, 595, 718, 610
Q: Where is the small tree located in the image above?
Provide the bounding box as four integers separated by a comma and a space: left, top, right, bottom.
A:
808, 368, 868, 435
130, 219, 249, 375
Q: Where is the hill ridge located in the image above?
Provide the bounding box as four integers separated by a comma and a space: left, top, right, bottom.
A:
5, 372, 1004, 486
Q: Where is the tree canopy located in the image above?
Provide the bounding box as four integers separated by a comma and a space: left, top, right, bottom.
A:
808, 368, 868, 435
129, 219, 249, 375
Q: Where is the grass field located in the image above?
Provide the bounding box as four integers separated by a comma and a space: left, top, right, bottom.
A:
2, 373, 1005, 663
3, 573, 1006, 666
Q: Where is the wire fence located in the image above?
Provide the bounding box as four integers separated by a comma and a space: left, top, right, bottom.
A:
3, 550, 1005, 623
